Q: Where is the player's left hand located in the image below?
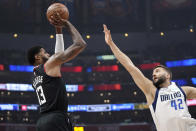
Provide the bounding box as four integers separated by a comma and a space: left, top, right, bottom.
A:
103, 24, 113, 46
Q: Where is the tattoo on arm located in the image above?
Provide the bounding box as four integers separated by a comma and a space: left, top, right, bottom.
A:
56, 42, 86, 63
52, 21, 87, 64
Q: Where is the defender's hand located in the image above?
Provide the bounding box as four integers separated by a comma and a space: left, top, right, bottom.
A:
103, 24, 113, 46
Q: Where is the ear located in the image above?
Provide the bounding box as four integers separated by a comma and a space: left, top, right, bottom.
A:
166, 73, 170, 80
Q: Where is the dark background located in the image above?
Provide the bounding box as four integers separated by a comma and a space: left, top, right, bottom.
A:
0, 0, 196, 131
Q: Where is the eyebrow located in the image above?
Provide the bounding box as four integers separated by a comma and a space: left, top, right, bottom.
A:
156, 68, 161, 70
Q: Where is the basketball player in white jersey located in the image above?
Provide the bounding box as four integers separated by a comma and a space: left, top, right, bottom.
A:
103, 24, 196, 131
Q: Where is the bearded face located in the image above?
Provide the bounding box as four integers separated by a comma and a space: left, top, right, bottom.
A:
42, 55, 49, 64
152, 67, 170, 88
35, 48, 50, 65
153, 75, 167, 88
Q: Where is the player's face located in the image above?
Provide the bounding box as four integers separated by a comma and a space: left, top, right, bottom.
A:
152, 67, 168, 87
39, 48, 50, 63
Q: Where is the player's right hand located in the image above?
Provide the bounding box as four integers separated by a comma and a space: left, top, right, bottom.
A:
49, 12, 69, 28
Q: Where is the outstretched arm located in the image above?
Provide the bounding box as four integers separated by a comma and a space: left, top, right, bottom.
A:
53, 20, 86, 64
182, 86, 196, 99
48, 13, 86, 65
45, 14, 86, 77
103, 24, 155, 97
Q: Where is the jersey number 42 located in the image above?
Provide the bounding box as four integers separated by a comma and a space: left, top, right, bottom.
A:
171, 99, 184, 110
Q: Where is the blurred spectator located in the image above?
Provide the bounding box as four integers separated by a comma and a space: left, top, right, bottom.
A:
0, 0, 17, 21
89, 0, 111, 24
153, 0, 192, 10
17, 0, 35, 23
108, 0, 132, 24
75, 0, 89, 24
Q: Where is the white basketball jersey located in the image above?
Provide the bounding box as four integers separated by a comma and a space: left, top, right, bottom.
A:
149, 82, 196, 131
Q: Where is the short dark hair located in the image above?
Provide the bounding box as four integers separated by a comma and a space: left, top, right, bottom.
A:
27, 46, 43, 65
153, 65, 172, 80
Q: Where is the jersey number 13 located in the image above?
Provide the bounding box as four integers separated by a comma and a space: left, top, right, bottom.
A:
36, 85, 46, 105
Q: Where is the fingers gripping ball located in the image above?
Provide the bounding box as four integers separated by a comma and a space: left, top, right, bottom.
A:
47, 3, 69, 26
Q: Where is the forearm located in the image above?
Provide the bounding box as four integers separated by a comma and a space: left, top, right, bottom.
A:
103, 24, 153, 95
109, 41, 135, 70
57, 43, 86, 63
54, 22, 87, 64
109, 41, 153, 94
66, 21, 86, 46
55, 27, 64, 53
109, 41, 152, 92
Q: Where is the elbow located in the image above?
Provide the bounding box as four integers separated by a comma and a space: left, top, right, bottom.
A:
75, 41, 87, 49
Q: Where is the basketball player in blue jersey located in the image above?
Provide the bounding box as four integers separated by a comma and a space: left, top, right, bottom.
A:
27, 14, 86, 131
103, 24, 196, 131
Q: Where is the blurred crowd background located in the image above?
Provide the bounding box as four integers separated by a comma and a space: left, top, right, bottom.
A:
0, 0, 196, 131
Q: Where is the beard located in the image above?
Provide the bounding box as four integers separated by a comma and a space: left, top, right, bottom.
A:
42, 56, 49, 64
153, 75, 167, 88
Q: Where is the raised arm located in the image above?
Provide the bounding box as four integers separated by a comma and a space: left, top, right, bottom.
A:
103, 24, 155, 98
182, 86, 196, 99
48, 13, 86, 66
53, 20, 86, 64
44, 14, 86, 77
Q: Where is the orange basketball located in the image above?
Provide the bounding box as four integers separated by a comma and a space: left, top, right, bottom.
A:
46, 3, 69, 25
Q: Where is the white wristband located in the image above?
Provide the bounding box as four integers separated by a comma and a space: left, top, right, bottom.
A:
55, 34, 64, 53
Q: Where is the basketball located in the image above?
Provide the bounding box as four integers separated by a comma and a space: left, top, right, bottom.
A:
46, 3, 69, 25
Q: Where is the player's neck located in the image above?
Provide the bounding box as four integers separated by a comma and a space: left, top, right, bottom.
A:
159, 81, 171, 88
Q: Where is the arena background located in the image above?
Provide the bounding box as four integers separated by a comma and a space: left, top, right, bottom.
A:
0, 0, 196, 131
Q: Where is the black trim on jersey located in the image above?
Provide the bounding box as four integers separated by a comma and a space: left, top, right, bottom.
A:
152, 89, 159, 112
177, 86, 187, 102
